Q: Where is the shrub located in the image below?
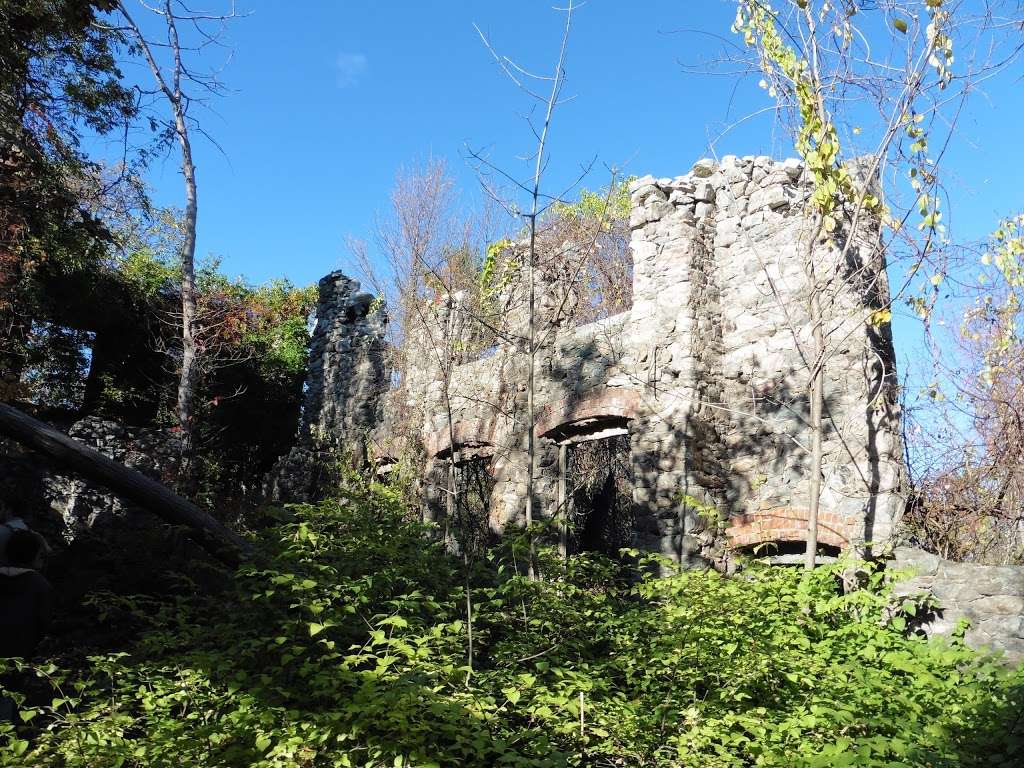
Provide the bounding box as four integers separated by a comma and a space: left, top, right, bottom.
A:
2, 478, 1021, 766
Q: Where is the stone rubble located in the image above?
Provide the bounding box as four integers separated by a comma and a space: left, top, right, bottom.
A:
38, 417, 180, 539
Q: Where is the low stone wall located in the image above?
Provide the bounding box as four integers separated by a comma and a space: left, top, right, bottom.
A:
51, 417, 181, 537
890, 547, 1024, 662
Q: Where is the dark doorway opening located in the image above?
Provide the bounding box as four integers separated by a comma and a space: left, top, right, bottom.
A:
426, 450, 495, 555
566, 433, 634, 557
454, 455, 494, 553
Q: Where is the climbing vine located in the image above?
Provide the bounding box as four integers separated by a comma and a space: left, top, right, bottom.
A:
733, 2, 862, 237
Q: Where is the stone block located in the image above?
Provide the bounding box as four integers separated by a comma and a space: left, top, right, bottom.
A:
748, 185, 789, 212
692, 158, 717, 177
694, 181, 716, 202
782, 158, 803, 179
628, 174, 657, 193
646, 200, 675, 221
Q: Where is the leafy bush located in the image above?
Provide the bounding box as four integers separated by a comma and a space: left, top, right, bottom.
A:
2, 479, 1021, 767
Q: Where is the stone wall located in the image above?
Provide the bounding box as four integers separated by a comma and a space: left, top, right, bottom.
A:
299, 272, 389, 450
890, 547, 1024, 662
298, 155, 907, 565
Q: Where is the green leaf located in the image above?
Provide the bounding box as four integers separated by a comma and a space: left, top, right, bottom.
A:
894, 18, 908, 34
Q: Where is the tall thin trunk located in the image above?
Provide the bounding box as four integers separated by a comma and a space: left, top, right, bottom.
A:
168, 2, 199, 479
805, 279, 825, 571
557, 442, 568, 559
445, 460, 455, 545
801, 1, 827, 572
522, 0, 573, 580
117, 1, 201, 481
464, 550, 473, 684
525, 218, 537, 579
176, 112, 199, 478
442, 300, 459, 547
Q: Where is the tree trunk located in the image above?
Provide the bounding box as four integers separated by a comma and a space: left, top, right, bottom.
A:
117, 0, 202, 482
558, 442, 568, 560
173, 48, 200, 483
525, 220, 537, 579
805, 278, 825, 571
0, 402, 251, 566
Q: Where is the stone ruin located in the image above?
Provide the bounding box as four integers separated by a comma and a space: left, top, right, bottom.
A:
268, 154, 1024, 658
277, 154, 908, 568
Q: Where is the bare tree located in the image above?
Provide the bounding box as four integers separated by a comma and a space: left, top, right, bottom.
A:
353, 7, 629, 576
348, 159, 499, 676
111, 0, 240, 481
902, 214, 1024, 563
469, 0, 579, 579
348, 161, 486, 543
732, 0, 1024, 568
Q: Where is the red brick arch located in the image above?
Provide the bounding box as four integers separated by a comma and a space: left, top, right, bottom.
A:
536, 388, 642, 439
727, 507, 856, 551
425, 421, 496, 459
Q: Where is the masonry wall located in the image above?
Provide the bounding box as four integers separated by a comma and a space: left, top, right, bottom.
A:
374, 155, 907, 565
294, 154, 905, 565
264, 272, 389, 502
300, 272, 389, 449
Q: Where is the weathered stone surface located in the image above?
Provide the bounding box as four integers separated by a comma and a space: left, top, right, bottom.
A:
693, 181, 716, 203
747, 185, 789, 212
692, 158, 717, 177
32, 417, 181, 538
264, 272, 389, 502
890, 547, 1024, 662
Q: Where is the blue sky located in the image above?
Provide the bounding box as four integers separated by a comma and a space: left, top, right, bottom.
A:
109, 1, 1023, 375
110, 1, 783, 286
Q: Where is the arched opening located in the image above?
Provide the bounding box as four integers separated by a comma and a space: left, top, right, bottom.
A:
739, 539, 841, 566
548, 415, 634, 559
426, 443, 495, 554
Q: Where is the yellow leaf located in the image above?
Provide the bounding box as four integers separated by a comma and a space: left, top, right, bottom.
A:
869, 309, 893, 326
894, 18, 908, 34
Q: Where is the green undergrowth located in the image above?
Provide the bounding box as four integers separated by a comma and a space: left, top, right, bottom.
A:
2, 478, 1022, 767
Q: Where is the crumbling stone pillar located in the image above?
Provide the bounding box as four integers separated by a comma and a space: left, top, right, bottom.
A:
263, 272, 389, 502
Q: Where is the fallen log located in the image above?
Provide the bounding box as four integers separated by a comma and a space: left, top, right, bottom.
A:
0, 402, 252, 567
